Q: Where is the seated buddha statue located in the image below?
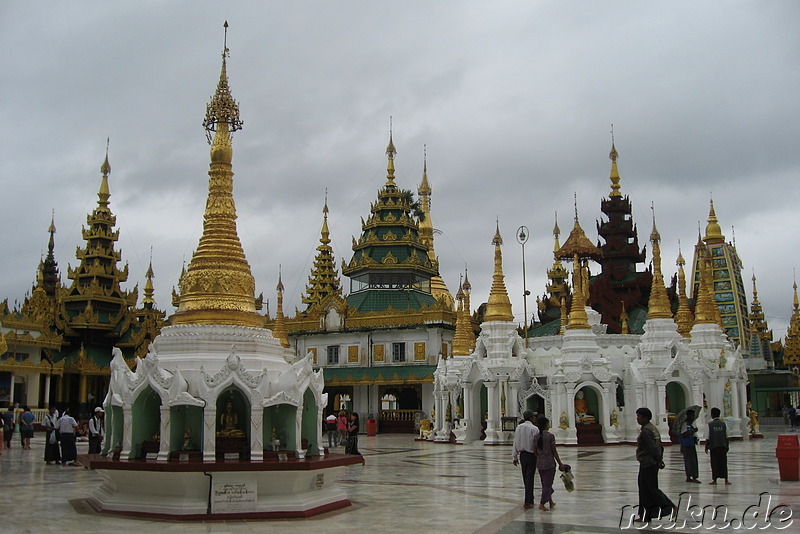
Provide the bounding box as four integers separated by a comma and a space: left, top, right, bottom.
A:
217, 399, 245, 437
574, 391, 596, 424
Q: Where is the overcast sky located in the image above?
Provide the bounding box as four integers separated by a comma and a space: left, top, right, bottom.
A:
2, 1, 799, 342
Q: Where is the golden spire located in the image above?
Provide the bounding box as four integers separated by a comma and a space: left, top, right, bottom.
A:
452, 276, 470, 356
559, 296, 567, 334
675, 244, 694, 337
784, 276, 800, 366
463, 267, 476, 351
98, 138, 111, 208
620, 302, 629, 334
647, 206, 672, 319
171, 23, 260, 327
608, 132, 621, 198
142, 247, 156, 308
553, 212, 561, 254
484, 222, 514, 322
385, 117, 396, 186
556, 199, 602, 262
703, 198, 725, 244
273, 268, 290, 348
566, 254, 591, 329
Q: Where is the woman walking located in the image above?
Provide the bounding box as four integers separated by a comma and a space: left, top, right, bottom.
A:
535, 416, 564, 511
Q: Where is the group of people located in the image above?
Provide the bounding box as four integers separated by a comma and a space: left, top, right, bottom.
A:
324, 410, 361, 455
512, 406, 732, 524
635, 406, 731, 524
1, 404, 36, 450
1, 404, 106, 467
512, 410, 566, 511
783, 404, 799, 427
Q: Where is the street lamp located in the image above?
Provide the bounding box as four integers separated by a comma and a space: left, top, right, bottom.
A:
517, 225, 531, 347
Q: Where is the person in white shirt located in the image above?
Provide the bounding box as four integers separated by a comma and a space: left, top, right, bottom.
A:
88, 407, 105, 454
56, 409, 80, 466
512, 410, 540, 509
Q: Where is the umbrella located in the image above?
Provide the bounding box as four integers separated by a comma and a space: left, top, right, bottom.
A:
671, 405, 702, 436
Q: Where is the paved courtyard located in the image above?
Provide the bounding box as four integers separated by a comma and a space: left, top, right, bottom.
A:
0, 425, 798, 533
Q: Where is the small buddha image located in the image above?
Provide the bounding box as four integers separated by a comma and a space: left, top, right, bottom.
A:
217, 398, 245, 437
182, 427, 194, 451
574, 390, 596, 424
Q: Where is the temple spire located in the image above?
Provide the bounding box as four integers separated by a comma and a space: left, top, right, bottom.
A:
302, 193, 342, 311
273, 268, 290, 348
462, 267, 475, 351
484, 222, 514, 322
416, 146, 453, 308
452, 276, 470, 356
142, 247, 155, 308
620, 302, 629, 334
692, 243, 717, 325
675, 243, 694, 337
646, 205, 672, 319
608, 130, 621, 198
172, 23, 260, 327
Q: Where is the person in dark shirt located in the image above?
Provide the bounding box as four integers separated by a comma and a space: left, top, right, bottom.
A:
705, 407, 731, 485
634, 407, 675, 523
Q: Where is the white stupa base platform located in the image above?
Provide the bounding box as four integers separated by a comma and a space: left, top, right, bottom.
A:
81, 453, 364, 519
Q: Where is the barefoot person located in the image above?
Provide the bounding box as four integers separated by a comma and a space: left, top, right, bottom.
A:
512, 410, 539, 510
535, 416, 564, 511
705, 407, 731, 485
678, 409, 700, 483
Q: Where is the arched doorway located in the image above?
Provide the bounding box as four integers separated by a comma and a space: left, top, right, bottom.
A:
575, 385, 604, 445
526, 394, 545, 417
301, 388, 320, 456
131, 386, 161, 459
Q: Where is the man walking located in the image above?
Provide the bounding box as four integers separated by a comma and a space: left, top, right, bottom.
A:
512, 410, 540, 510
679, 409, 700, 483
705, 407, 731, 485
635, 407, 675, 523
57, 409, 80, 466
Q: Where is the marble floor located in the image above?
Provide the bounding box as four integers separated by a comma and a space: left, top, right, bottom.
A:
1, 426, 798, 533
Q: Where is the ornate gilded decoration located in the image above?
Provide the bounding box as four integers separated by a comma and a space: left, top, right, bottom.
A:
692, 242, 717, 325
620, 303, 629, 334
484, 223, 514, 322
373, 344, 385, 362
452, 278, 471, 356
703, 199, 725, 244
783, 281, 800, 367
414, 342, 426, 361
348, 345, 359, 363
172, 32, 261, 328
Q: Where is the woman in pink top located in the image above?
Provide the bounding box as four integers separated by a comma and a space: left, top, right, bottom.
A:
536, 416, 565, 511
336, 411, 348, 447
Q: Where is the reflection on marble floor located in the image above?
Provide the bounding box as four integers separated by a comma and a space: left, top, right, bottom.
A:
1, 426, 798, 533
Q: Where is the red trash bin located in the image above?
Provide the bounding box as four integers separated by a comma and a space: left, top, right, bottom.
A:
776, 434, 800, 481
366, 418, 377, 436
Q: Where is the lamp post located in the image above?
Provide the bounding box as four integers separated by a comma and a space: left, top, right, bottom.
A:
517, 225, 531, 347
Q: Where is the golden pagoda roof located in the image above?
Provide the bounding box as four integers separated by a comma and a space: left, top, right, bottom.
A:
171, 25, 261, 328
556, 210, 603, 261
675, 244, 694, 337
609, 141, 622, 198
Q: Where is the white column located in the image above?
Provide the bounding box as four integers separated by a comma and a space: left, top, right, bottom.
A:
203, 408, 217, 462
295, 403, 304, 457
485, 382, 498, 438
8, 374, 15, 404
43, 375, 51, 408
509, 382, 520, 418
157, 406, 170, 461
250, 408, 263, 461
656, 382, 669, 441
121, 406, 134, 460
